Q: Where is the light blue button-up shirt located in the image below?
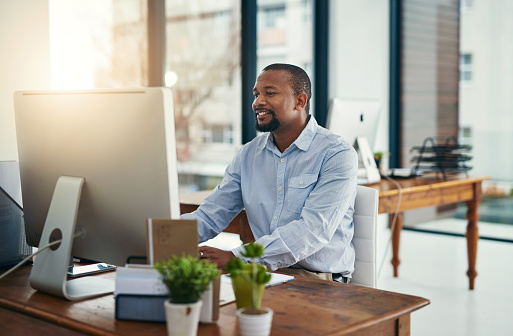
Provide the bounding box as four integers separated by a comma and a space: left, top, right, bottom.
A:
182, 117, 358, 278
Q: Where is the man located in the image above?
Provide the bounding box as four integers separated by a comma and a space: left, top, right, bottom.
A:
181, 63, 358, 282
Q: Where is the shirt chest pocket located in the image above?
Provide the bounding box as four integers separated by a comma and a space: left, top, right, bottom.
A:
286, 174, 318, 213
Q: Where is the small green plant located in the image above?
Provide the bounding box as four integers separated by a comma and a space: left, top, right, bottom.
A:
224, 242, 272, 310
374, 151, 383, 168
154, 254, 220, 304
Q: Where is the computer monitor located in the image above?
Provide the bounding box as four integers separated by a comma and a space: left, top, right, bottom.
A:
326, 98, 381, 150
327, 98, 382, 184
14, 88, 180, 300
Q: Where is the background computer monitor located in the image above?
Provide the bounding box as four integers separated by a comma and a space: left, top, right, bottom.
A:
14, 88, 180, 267
326, 98, 381, 150
327, 98, 382, 184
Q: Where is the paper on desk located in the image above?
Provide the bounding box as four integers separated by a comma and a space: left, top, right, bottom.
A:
219, 273, 295, 306
115, 265, 167, 296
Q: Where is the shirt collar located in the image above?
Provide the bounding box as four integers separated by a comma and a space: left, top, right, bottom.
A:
293, 115, 317, 152
262, 115, 317, 153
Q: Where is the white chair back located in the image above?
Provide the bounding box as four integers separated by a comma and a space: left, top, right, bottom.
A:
350, 185, 379, 288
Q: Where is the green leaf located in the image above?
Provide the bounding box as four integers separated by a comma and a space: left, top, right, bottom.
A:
154, 254, 220, 304
223, 242, 271, 310
240, 242, 264, 258
224, 257, 245, 274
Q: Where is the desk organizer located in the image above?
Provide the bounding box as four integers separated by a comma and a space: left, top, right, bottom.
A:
410, 136, 472, 180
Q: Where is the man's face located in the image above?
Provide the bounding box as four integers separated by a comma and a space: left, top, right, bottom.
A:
252, 70, 299, 133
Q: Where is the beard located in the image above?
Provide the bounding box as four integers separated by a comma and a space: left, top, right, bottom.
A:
255, 111, 280, 132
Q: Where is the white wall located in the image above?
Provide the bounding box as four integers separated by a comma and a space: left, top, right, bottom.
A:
329, 0, 391, 284
329, 0, 390, 157
0, 0, 50, 161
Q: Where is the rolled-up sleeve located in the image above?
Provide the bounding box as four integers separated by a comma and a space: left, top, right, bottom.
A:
181, 152, 245, 243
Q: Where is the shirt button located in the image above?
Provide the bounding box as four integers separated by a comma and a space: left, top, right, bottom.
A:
300, 181, 304, 185
278, 186, 283, 191
273, 216, 278, 220
280, 158, 285, 163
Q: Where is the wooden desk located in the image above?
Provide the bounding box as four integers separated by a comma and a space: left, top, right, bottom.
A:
180, 174, 489, 290
0, 266, 429, 336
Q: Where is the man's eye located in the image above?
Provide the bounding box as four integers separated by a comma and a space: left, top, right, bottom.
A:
267, 92, 276, 96
253, 93, 259, 98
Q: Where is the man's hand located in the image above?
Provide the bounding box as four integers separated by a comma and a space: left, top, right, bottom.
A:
199, 246, 235, 270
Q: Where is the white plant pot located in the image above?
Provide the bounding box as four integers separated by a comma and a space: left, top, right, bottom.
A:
164, 299, 203, 336
236, 307, 273, 336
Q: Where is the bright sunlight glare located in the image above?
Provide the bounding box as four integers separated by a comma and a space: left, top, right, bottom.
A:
49, 0, 112, 90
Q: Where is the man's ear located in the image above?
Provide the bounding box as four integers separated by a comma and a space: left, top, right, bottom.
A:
296, 92, 308, 111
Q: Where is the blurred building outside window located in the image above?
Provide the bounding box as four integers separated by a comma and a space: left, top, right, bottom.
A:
164, 0, 242, 193
170, 0, 314, 193
458, 0, 513, 230
257, 0, 314, 96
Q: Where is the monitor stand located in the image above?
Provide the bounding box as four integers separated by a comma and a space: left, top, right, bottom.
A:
29, 176, 115, 300
354, 136, 381, 184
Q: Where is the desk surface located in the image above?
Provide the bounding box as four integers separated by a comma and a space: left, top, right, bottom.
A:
368, 174, 487, 195
367, 174, 489, 214
0, 266, 429, 336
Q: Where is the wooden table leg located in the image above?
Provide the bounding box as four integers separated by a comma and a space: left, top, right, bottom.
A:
465, 183, 482, 290
397, 314, 411, 336
390, 212, 403, 277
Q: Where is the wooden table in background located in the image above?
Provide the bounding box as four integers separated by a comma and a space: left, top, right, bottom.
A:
0, 266, 429, 336
180, 174, 489, 290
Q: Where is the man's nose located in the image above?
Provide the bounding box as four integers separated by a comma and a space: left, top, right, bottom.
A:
254, 95, 266, 106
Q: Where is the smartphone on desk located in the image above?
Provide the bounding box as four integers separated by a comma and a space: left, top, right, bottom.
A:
67, 263, 117, 278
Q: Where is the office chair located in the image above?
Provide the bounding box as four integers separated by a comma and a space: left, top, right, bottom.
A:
350, 185, 379, 288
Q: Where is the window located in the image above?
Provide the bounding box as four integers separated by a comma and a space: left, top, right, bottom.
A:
202, 125, 233, 144
459, 3, 513, 234
392, 0, 513, 239
165, 0, 242, 193
49, 0, 148, 90
261, 5, 285, 29
460, 53, 473, 83
257, 0, 314, 93
49, 0, 324, 193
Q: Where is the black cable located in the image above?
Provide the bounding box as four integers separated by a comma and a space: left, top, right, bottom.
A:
0, 230, 84, 281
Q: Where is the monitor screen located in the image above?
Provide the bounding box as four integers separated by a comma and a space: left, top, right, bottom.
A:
14, 88, 180, 267
326, 98, 381, 151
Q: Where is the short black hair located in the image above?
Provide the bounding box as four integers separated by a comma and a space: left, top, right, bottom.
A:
262, 63, 312, 114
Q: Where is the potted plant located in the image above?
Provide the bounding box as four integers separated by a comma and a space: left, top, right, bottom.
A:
225, 242, 273, 336
154, 254, 219, 336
